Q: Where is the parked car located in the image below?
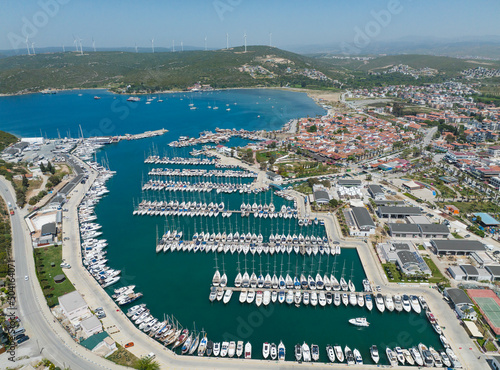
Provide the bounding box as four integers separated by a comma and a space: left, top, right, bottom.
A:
16, 335, 30, 344
125, 342, 134, 348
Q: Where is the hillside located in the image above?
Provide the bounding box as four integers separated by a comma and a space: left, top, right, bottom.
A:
0, 46, 338, 94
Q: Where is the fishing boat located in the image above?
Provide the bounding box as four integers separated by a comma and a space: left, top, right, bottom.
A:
236, 341, 244, 357
348, 317, 369, 327
370, 345, 379, 363
244, 342, 252, 359
334, 345, 344, 362
278, 341, 285, 361
326, 345, 335, 362
262, 342, 270, 359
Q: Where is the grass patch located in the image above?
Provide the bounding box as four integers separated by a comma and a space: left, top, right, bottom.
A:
107, 344, 139, 368
438, 201, 500, 215
293, 182, 313, 195
452, 232, 464, 239
423, 256, 449, 285
383, 263, 402, 282
417, 245, 426, 251
403, 192, 423, 203
34, 245, 74, 307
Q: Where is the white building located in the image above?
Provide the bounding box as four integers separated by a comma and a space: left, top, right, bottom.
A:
80, 315, 103, 337
58, 291, 90, 324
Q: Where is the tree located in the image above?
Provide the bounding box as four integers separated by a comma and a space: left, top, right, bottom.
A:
134, 357, 160, 370
39, 162, 46, 172
329, 198, 339, 208
445, 134, 454, 144
22, 175, 29, 188
307, 125, 317, 133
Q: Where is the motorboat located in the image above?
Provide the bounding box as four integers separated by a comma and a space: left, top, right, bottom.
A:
446, 348, 461, 368
375, 294, 385, 312
278, 341, 285, 361
270, 343, 277, 360
410, 346, 424, 366
370, 345, 379, 363
311, 344, 319, 361
348, 317, 369, 327
344, 346, 354, 365
440, 350, 451, 367
429, 347, 443, 367
236, 341, 244, 357
365, 294, 373, 311
262, 342, 270, 359
244, 342, 252, 359
418, 343, 435, 367
386, 348, 398, 366
213, 342, 221, 357
385, 294, 395, 311
394, 346, 405, 364
402, 348, 415, 365
221, 341, 229, 357
402, 294, 411, 312
411, 295, 422, 313
302, 342, 311, 362
353, 348, 363, 365
295, 344, 302, 361
334, 345, 344, 362
228, 341, 236, 357
326, 345, 335, 362
394, 295, 403, 312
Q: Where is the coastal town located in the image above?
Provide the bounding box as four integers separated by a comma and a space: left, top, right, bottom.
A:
0, 69, 500, 370
1, 2, 500, 369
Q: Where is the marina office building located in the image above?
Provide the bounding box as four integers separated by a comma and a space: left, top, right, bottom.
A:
380, 241, 432, 276
377, 206, 422, 219
431, 239, 486, 256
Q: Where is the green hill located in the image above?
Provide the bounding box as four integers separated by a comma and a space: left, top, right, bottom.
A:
0, 46, 338, 94
351, 54, 500, 75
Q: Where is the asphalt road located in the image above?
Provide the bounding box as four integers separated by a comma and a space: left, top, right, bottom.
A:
0, 177, 118, 370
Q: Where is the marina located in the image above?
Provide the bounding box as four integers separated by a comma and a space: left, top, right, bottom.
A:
2, 89, 453, 365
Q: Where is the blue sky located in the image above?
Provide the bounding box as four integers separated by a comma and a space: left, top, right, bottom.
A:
2, 0, 499, 51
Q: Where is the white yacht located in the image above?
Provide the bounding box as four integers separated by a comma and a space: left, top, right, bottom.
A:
370, 345, 379, 363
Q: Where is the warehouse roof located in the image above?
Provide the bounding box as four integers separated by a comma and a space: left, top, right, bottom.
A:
351, 207, 375, 228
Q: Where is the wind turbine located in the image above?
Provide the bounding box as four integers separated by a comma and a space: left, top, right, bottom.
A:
134, 43, 138, 53
181, 41, 183, 52
244, 32, 247, 52
62, 44, 65, 52
79, 39, 83, 54
226, 32, 229, 49
25, 37, 31, 55
73, 35, 78, 51
204, 36, 207, 51
269, 32, 272, 47
151, 38, 154, 53
172, 40, 175, 52
92, 37, 96, 52
31, 42, 36, 55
